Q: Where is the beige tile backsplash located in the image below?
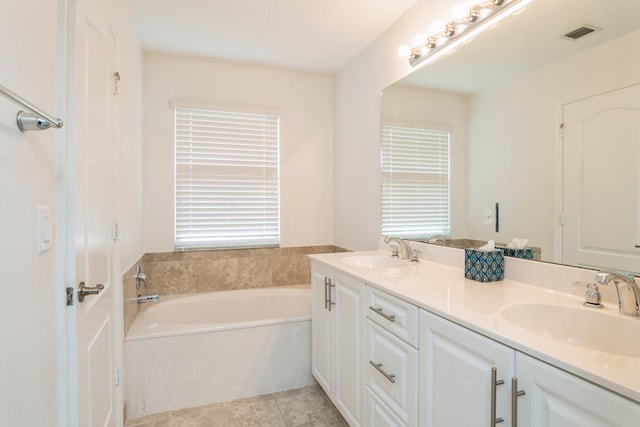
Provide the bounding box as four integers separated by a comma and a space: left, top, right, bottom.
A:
123, 245, 347, 335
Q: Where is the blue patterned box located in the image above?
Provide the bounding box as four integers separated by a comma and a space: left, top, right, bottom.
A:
464, 249, 504, 282
496, 246, 535, 260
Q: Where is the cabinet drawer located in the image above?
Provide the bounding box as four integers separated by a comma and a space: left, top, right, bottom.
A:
366, 320, 418, 427
365, 386, 407, 427
367, 286, 419, 347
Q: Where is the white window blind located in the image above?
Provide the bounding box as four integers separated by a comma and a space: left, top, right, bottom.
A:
381, 124, 450, 238
175, 107, 280, 249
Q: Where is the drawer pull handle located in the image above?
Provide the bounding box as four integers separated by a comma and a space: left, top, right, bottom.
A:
369, 306, 396, 322
369, 360, 396, 384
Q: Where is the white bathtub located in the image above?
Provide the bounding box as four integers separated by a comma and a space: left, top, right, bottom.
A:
124, 286, 313, 419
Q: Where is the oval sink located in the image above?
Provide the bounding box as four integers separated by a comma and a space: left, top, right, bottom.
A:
342, 255, 407, 269
500, 303, 640, 358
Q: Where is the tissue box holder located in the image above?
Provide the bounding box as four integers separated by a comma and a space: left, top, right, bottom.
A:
497, 246, 534, 260
464, 249, 504, 282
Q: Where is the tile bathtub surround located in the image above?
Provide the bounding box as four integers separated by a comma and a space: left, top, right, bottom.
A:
123, 256, 145, 335
124, 384, 348, 427
123, 245, 348, 335
140, 246, 348, 296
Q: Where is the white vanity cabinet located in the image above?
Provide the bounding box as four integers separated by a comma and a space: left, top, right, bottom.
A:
419, 310, 515, 427
420, 309, 640, 427
365, 287, 419, 427
311, 261, 365, 426
516, 352, 640, 427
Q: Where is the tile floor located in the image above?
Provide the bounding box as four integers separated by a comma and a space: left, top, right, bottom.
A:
124, 384, 348, 427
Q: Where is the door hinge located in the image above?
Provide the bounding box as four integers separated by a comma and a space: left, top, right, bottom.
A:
66, 287, 74, 306
113, 72, 120, 96
112, 222, 119, 242
115, 367, 121, 386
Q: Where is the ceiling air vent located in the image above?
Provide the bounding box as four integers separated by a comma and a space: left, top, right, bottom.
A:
563, 25, 600, 40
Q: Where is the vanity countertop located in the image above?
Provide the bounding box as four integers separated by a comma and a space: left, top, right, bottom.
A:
309, 249, 640, 404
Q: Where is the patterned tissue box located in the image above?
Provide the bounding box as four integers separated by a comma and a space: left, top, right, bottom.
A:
464, 249, 504, 282
497, 246, 535, 260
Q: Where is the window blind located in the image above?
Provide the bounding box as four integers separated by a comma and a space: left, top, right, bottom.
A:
381, 124, 450, 238
175, 107, 280, 249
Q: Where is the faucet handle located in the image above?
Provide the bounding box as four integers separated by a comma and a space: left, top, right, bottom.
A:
410, 249, 421, 263
390, 245, 399, 258
594, 272, 610, 285
572, 281, 603, 308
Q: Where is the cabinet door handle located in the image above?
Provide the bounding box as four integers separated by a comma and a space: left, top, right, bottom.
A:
368, 306, 396, 322
369, 360, 396, 384
511, 377, 526, 427
324, 277, 329, 310
491, 367, 505, 425
326, 278, 335, 312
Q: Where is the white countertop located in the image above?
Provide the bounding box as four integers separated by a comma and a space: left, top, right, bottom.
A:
309, 249, 640, 404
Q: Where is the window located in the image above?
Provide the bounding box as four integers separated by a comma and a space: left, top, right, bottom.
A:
381, 124, 450, 238
175, 107, 280, 249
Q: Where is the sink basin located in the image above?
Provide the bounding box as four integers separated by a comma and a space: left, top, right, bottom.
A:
500, 303, 640, 358
342, 255, 407, 269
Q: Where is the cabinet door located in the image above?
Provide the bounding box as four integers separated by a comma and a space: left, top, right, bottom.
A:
516, 353, 640, 427
420, 310, 515, 427
311, 266, 332, 395
334, 272, 365, 426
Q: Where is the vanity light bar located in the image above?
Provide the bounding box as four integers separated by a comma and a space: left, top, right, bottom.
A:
399, 0, 535, 67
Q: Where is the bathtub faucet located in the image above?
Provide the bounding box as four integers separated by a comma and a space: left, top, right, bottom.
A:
135, 265, 147, 290
137, 294, 159, 304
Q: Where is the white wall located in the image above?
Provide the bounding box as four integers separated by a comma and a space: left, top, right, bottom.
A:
466, 30, 640, 261
334, 0, 453, 250
0, 1, 60, 424
112, 5, 144, 272
142, 53, 335, 252
381, 85, 469, 239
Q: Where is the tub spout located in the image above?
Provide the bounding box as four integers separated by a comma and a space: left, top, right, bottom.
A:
137, 294, 159, 304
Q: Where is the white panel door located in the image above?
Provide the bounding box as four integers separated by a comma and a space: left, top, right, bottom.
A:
562, 83, 640, 273
71, 0, 118, 425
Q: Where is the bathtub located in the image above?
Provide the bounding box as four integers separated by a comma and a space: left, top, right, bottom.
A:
124, 286, 313, 419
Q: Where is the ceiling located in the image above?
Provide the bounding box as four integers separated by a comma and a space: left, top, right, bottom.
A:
127, 0, 417, 73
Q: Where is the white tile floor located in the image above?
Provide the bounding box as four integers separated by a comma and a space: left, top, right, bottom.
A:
124, 384, 348, 427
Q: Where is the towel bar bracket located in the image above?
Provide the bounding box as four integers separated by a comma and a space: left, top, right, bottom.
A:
0, 84, 64, 132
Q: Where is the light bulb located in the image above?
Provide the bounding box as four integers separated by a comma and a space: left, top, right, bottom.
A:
430, 20, 446, 35
412, 33, 428, 47
452, 2, 472, 21
396, 45, 413, 59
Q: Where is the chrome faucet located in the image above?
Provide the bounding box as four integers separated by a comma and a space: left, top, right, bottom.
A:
427, 235, 449, 243
384, 236, 411, 260
134, 265, 147, 290
595, 270, 640, 316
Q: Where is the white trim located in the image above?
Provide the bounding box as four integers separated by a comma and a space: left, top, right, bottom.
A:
169, 98, 281, 118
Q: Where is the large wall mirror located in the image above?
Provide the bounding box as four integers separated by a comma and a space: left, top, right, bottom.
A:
381, 0, 640, 273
